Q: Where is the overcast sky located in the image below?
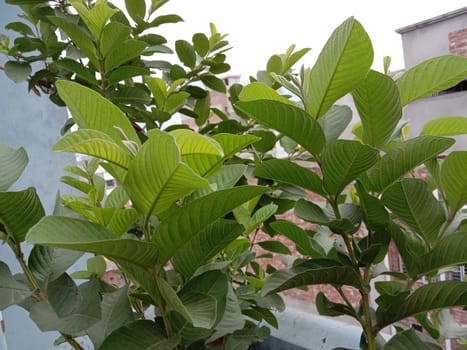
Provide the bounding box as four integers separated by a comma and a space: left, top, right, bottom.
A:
140, 1, 466, 77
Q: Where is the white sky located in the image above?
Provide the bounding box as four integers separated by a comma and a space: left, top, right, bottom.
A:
140, 0, 466, 77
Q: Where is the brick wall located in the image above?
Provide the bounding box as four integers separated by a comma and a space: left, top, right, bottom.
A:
449, 28, 467, 56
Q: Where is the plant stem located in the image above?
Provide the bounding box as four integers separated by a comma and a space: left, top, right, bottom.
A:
361, 291, 376, 350
62, 333, 84, 350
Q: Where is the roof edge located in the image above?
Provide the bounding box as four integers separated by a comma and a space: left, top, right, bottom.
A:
395, 7, 467, 34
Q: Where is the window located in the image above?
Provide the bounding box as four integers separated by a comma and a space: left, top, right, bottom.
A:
451, 265, 467, 281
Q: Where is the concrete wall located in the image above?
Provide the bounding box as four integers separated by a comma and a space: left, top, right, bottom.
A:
399, 11, 467, 67
0, 3, 77, 349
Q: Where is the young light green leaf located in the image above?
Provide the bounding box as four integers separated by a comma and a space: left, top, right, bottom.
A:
211, 133, 260, 160
235, 100, 325, 155
367, 136, 454, 192
262, 259, 362, 296
4, 61, 32, 83
254, 159, 325, 196
440, 151, 467, 213
154, 186, 267, 264
421, 116, 467, 137
0, 187, 45, 242
397, 55, 467, 106
124, 129, 208, 217
320, 140, 379, 195
56, 81, 140, 146
26, 216, 158, 267
104, 39, 147, 72
192, 33, 209, 56
101, 21, 132, 57
0, 261, 32, 310
352, 70, 402, 148
172, 220, 244, 278
0, 144, 28, 191
382, 179, 445, 244
238, 82, 295, 105
70, 0, 117, 39
305, 17, 373, 117
53, 129, 133, 169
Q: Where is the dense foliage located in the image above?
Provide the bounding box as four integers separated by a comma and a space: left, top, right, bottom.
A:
1, 1, 467, 349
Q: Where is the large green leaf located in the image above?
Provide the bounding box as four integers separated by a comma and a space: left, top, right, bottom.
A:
54, 58, 99, 86
99, 320, 180, 350
53, 129, 133, 169
26, 216, 158, 267
0, 145, 28, 191
320, 140, 379, 196
124, 129, 208, 217
211, 133, 260, 168
397, 55, 467, 106
235, 100, 325, 155
304, 17, 373, 117
70, 0, 117, 39
56, 81, 140, 145
154, 186, 267, 264
0, 261, 31, 310
382, 329, 441, 350
354, 182, 389, 231
352, 70, 402, 148
254, 159, 325, 196
382, 179, 445, 244
318, 105, 353, 143
367, 136, 454, 192
28, 245, 83, 283
262, 259, 362, 296
420, 231, 467, 275
440, 151, 467, 213
376, 281, 467, 330
421, 116, 467, 136
172, 220, 244, 278
101, 22, 132, 57
48, 16, 100, 68
170, 129, 222, 176
238, 82, 295, 105
87, 285, 134, 349
104, 39, 147, 72
0, 187, 45, 242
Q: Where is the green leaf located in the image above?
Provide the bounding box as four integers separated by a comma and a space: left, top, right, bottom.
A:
258, 240, 291, 254
192, 33, 209, 56
201, 75, 226, 92
100, 321, 180, 350
316, 292, 354, 317
235, 100, 325, 155
249, 130, 276, 153
125, 0, 146, 23
26, 216, 158, 267
211, 133, 260, 162
352, 70, 402, 148
102, 208, 138, 236
54, 58, 99, 86
0, 261, 31, 310
262, 259, 362, 295
124, 129, 208, 216
321, 140, 379, 195
318, 105, 353, 143
104, 39, 147, 72
382, 329, 441, 350
154, 186, 267, 264
170, 129, 222, 176
254, 159, 325, 196
305, 17, 373, 117
440, 151, 467, 213
377, 281, 467, 330
270, 220, 322, 257
5, 21, 35, 36
0, 187, 45, 242
28, 246, 83, 283
101, 21, 132, 57
0, 145, 28, 191
53, 129, 132, 169
148, 14, 183, 27
354, 181, 389, 230
209, 284, 244, 341
105, 187, 130, 209
107, 66, 150, 87
172, 220, 244, 278
48, 16, 99, 68
56, 81, 140, 146
175, 39, 196, 69
420, 231, 467, 275
87, 285, 134, 349
70, 0, 117, 39
238, 82, 295, 105
421, 116, 467, 136
4, 61, 31, 83
396, 55, 467, 106
367, 136, 454, 192
382, 179, 445, 244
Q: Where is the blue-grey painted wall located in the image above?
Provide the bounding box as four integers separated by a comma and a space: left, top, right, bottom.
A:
0, 3, 77, 349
